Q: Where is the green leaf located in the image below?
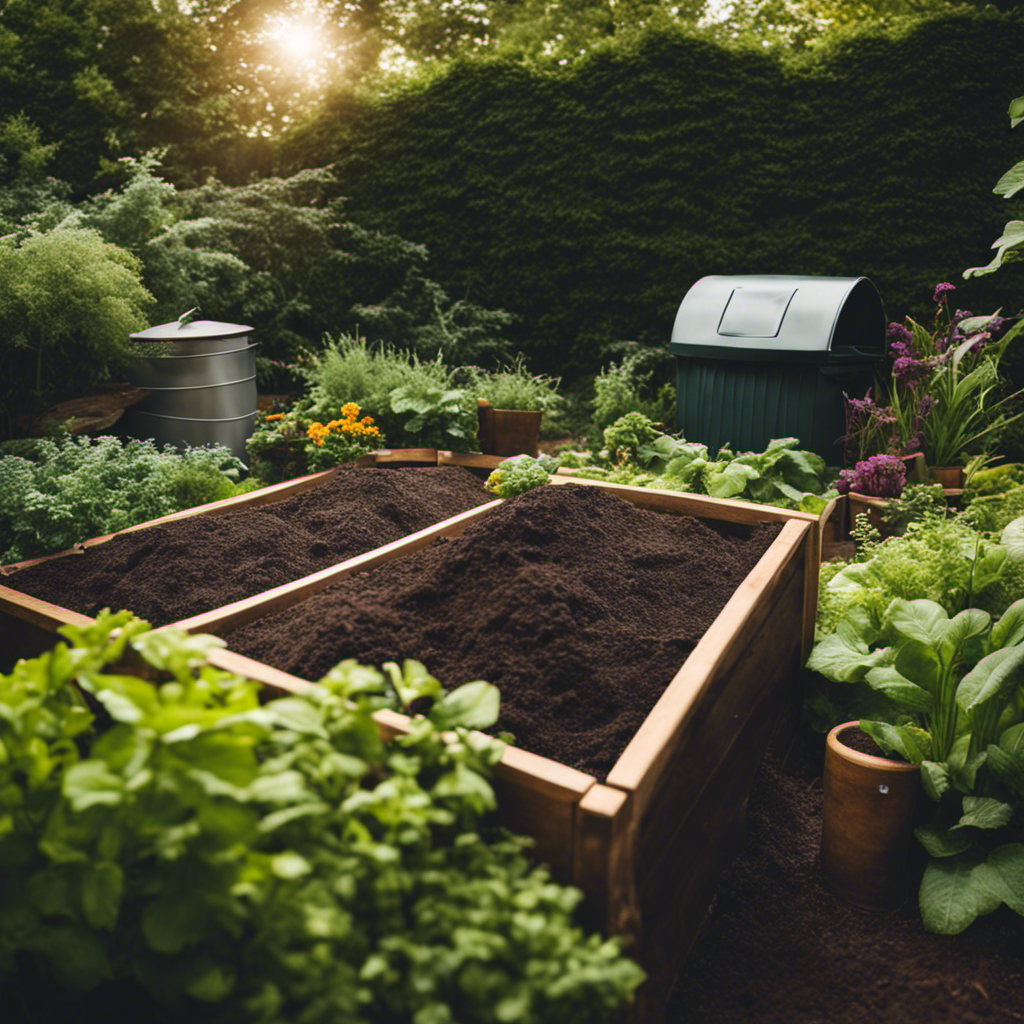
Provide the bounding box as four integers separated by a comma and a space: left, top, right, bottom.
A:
429, 680, 500, 731
80, 861, 124, 930
185, 962, 235, 1002
994, 159, 1024, 199
805, 630, 888, 683
984, 744, 1024, 796
42, 923, 113, 990
1009, 95, 1024, 127
915, 821, 975, 858
918, 852, 1002, 934
884, 599, 949, 646
956, 645, 1024, 713
893, 640, 942, 698
863, 667, 933, 714
991, 598, 1024, 649
63, 761, 124, 811
1001, 517, 1024, 560
860, 721, 929, 764
920, 759, 950, 801
384, 659, 443, 708
271, 852, 312, 879
980, 844, 1024, 915
956, 796, 1013, 831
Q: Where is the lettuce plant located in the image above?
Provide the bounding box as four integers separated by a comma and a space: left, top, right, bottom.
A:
0, 613, 644, 1021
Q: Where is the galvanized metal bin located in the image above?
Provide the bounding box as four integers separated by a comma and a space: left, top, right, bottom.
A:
120, 320, 258, 461
670, 275, 885, 463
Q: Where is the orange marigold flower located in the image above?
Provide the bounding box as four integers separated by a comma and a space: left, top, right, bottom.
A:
265, 413, 285, 422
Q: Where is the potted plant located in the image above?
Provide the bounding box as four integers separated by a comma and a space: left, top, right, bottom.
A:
807, 531, 1024, 933
472, 356, 561, 457
834, 453, 907, 535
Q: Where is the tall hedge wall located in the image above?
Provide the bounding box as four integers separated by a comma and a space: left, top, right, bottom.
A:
280, 9, 1024, 380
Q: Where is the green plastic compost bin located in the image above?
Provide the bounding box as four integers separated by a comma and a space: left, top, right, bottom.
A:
670, 275, 885, 462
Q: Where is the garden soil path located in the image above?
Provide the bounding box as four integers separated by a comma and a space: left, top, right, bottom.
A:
664, 726, 1024, 1024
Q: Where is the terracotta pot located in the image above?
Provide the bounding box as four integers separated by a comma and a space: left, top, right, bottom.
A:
476, 401, 543, 457
929, 465, 965, 489
820, 721, 920, 908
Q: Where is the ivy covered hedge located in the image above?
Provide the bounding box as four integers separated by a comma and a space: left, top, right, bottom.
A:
280, 8, 1024, 380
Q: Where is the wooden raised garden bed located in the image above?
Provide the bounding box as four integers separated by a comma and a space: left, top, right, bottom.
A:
0, 461, 821, 1024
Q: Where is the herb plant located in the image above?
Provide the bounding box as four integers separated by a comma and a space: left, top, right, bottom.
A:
0, 434, 255, 564
471, 355, 561, 412
389, 382, 478, 449
1, 613, 645, 1021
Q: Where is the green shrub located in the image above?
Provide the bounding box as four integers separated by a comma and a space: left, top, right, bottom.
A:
0, 434, 254, 564
0, 226, 153, 438
590, 350, 675, 448
0, 614, 645, 1021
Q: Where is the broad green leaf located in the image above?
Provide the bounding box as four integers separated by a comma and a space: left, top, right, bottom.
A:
956, 796, 1013, 831
918, 853, 1002, 934
384, 660, 443, 708
884, 599, 949, 646
964, 220, 1024, 278
979, 843, 1024, 915
894, 640, 942, 697
915, 821, 975, 859
1001, 517, 1024, 561
991, 598, 1024, 649
946, 608, 991, 651
433, 763, 496, 812
956, 645, 1024, 713
805, 631, 887, 683
986, 744, 1024, 796
260, 697, 327, 736
80, 861, 124, 930
705, 461, 758, 499
864, 666, 933, 714
920, 759, 950, 802
1009, 95, 1024, 127
246, 770, 308, 804
999, 721, 1024, 754
994, 159, 1024, 199
860, 721, 928, 764
947, 736, 987, 795
429, 680, 500, 731
259, 801, 329, 833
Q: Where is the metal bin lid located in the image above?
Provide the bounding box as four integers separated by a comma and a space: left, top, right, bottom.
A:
130, 319, 253, 342
670, 275, 885, 363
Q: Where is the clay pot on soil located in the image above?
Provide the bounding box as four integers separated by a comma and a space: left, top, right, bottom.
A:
476, 399, 543, 457
820, 720, 920, 909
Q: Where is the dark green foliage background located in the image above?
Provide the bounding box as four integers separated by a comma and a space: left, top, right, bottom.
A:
280, 9, 1024, 381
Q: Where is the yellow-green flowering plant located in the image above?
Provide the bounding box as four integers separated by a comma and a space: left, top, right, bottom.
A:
304, 401, 383, 471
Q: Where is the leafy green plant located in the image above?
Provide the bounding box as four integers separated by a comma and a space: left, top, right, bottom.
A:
389, 382, 478, 449
472, 355, 562, 412
304, 402, 385, 471
0, 434, 254, 564
590, 349, 675, 446
808, 587, 1024, 934
575, 420, 833, 513
0, 613, 645, 1021
484, 453, 559, 499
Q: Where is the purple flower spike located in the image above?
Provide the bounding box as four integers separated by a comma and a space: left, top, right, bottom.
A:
933, 282, 956, 304
835, 454, 907, 498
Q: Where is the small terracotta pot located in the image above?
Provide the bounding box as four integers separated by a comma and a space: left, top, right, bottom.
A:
929, 465, 965, 489
820, 721, 920, 909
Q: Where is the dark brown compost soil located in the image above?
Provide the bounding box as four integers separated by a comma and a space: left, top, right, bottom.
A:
665, 726, 1024, 1024
225, 484, 783, 781
4, 467, 493, 627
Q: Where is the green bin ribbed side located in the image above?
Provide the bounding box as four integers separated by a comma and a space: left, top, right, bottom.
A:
674, 357, 876, 464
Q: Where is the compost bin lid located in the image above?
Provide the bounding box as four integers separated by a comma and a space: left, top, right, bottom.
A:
670, 275, 885, 363
130, 319, 253, 342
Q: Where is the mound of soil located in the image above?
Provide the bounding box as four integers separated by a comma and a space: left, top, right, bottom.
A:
226, 484, 783, 780
666, 727, 1024, 1024
5, 467, 493, 627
